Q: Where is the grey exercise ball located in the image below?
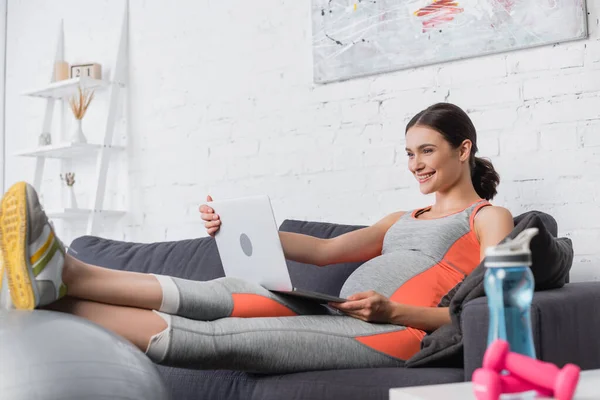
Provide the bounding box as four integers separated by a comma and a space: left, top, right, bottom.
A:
0, 310, 171, 400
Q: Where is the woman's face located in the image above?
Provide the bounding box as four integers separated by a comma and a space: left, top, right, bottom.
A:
405, 125, 467, 195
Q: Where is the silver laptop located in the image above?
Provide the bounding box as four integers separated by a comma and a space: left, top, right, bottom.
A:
209, 195, 346, 303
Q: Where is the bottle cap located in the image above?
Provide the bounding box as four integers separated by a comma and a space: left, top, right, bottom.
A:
484, 227, 538, 268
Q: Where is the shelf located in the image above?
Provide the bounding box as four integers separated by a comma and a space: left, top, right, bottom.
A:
14, 142, 124, 159
23, 76, 111, 99
46, 208, 126, 220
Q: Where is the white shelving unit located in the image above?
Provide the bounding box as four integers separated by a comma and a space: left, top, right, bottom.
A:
14, 142, 123, 159
22, 76, 111, 99
14, 4, 129, 235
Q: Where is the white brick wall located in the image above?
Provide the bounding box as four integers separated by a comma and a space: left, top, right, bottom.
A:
0, 0, 5, 194
5, 0, 600, 281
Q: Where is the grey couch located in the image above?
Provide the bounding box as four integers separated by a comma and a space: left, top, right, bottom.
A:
68, 218, 600, 400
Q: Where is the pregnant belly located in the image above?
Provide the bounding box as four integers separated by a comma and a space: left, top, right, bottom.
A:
339, 250, 464, 307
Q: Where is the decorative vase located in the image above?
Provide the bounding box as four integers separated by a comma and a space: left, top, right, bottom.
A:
38, 132, 52, 146
66, 186, 78, 209
70, 119, 87, 144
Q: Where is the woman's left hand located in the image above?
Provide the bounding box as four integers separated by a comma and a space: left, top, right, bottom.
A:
329, 290, 394, 323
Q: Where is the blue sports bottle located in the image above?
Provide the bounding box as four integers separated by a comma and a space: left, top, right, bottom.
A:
483, 227, 538, 358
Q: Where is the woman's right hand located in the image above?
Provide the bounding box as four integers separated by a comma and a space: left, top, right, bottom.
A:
199, 195, 221, 236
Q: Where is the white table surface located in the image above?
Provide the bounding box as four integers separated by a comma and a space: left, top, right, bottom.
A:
389, 369, 600, 400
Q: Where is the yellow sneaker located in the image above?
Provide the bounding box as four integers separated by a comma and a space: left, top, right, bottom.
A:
0, 182, 67, 309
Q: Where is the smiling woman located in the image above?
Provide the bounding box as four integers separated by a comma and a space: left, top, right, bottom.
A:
405, 102, 500, 203
0, 102, 514, 375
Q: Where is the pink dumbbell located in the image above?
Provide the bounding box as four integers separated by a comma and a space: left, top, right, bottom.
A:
472, 368, 553, 400
483, 340, 580, 400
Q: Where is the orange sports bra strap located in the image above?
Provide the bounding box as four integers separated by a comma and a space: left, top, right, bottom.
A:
469, 200, 492, 231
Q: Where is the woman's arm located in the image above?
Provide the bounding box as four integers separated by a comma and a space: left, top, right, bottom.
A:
200, 196, 403, 267
474, 205, 515, 259
279, 211, 404, 267
389, 303, 451, 331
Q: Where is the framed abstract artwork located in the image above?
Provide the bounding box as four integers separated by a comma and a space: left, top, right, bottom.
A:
311, 0, 588, 83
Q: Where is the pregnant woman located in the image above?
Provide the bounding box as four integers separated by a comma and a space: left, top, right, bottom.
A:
0, 102, 513, 372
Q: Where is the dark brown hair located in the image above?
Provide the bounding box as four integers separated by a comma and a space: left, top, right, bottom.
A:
405, 103, 499, 200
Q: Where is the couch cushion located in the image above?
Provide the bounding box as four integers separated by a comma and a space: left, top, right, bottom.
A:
278, 219, 366, 296
68, 219, 366, 296
68, 236, 226, 281
156, 365, 464, 400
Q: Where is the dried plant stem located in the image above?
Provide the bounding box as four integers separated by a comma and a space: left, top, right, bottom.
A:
69, 86, 95, 120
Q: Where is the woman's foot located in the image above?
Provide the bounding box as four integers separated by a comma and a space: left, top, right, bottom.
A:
0, 182, 67, 309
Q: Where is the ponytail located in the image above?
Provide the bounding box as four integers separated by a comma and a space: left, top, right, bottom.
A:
471, 156, 499, 200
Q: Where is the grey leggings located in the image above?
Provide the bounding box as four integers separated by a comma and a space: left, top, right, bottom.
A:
146, 275, 422, 373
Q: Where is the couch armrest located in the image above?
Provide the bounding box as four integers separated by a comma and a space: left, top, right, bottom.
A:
461, 282, 600, 381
